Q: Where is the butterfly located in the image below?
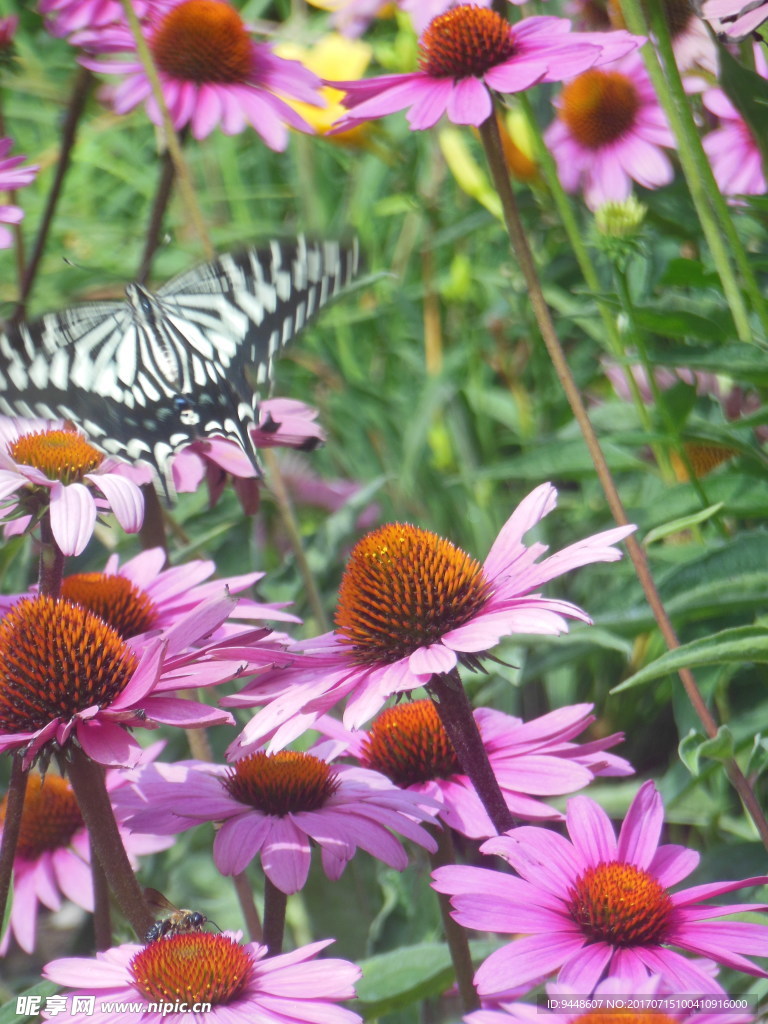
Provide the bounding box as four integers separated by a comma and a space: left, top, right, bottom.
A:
0, 237, 359, 494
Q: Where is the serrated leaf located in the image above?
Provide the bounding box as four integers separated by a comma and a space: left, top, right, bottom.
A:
611, 625, 768, 692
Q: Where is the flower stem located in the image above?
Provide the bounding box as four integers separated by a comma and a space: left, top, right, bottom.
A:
136, 145, 177, 285
476, 110, 768, 851
91, 854, 113, 951
428, 670, 515, 834
232, 870, 263, 944
616, 4, 765, 340
263, 448, 330, 632
65, 746, 154, 939
0, 754, 28, 932
262, 876, 287, 956
38, 511, 65, 599
11, 68, 93, 324
119, 0, 213, 260
429, 828, 479, 1012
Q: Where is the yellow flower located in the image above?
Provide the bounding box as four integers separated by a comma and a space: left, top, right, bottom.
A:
276, 33, 373, 143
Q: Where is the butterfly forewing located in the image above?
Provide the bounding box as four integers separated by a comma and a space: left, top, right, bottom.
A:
0, 237, 359, 494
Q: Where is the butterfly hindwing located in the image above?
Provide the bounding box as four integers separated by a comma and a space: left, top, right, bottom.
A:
0, 237, 359, 493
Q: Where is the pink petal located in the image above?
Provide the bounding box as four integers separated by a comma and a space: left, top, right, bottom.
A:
262, 817, 312, 893
446, 77, 492, 125
76, 719, 142, 767
408, 643, 457, 675
89, 472, 144, 532
616, 780, 662, 868
50, 482, 96, 556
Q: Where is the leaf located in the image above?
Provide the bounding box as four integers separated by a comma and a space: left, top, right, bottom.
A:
354, 940, 499, 1014
643, 504, 725, 544
612, 625, 768, 692
630, 305, 731, 342
679, 725, 735, 776
0, 984, 57, 1024
642, 343, 768, 385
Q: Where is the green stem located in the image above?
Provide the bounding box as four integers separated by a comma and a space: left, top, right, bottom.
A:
263, 448, 330, 631
429, 829, 479, 1012
476, 108, 768, 851
614, 5, 756, 341
643, 0, 768, 335
0, 755, 28, 933
519, 96, 673, 479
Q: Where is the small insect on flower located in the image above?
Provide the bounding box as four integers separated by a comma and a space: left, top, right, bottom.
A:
143, 887, 216, 943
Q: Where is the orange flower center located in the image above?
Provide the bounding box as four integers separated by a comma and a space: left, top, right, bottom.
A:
360, 699, 461, 786
0, 596, 138, 733
419, 5, 515, 79
61, 573, 159, 639
131, 933, 254, 1004
575, 1016, 677, 1024
223, 751, 340, 815
567, 861, 672, 946
151, 0, 253, 83
334, 523, 492, 665
9, 428, 103, 483
0, 774, 82, 859
560, 70, 640, 149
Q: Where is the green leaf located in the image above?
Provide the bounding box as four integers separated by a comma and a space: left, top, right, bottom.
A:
746, 733, 768, 780
630, 305, 731, 342
354, 940, 499, 1015
644, 504, 725, 544
611, 625, 768, 692
0, 983, 57, 1024
642, 343, 768, 385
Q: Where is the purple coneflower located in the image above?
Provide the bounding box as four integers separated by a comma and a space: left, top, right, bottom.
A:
43, 935, 362, 1024
432, 781, 768, 998
0, 751, 171, 954
0, 417, 145, 555
545, 52, 675, 209
115, 750, 438, 892
319, 699, 632, 836
224, 482, 634, 752
331, 5, 641, 132
78, 0, 324, 148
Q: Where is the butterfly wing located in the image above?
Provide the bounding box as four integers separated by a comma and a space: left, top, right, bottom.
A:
0, 237, 359, 494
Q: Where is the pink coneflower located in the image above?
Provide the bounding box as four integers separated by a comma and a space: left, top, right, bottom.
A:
224, 482, 634, 753
0, 754, 171, 954
703, 45, 767, 198
0, 594, 238, 768
331, 6, 642, 132
39, 0, 160, 37
115, 750, 438, 892
702, 0, 768, 38
432, 781, 768, 999
43, 935, 362, 1024
466, 973, 754, 1024
171, 398, 326, 511
0, 417, 145, 556
545, 52, 675, 210
77, 0, 324, 148
0, 545, 299, 638
0, 137, 38, 249
319, 700, 632, 836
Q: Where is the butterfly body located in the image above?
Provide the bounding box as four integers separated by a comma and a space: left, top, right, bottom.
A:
0, 238, 359, 493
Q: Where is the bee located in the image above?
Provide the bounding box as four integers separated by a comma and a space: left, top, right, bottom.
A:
143, 887, 209, 943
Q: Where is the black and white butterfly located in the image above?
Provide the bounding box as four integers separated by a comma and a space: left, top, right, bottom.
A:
0, 237, 359, 494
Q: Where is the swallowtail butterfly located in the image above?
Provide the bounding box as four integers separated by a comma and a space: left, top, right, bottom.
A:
0, 237, 359, 493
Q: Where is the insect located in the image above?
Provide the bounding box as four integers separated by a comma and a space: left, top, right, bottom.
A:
0, 237, 359, 495
143, 887, 213, 943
